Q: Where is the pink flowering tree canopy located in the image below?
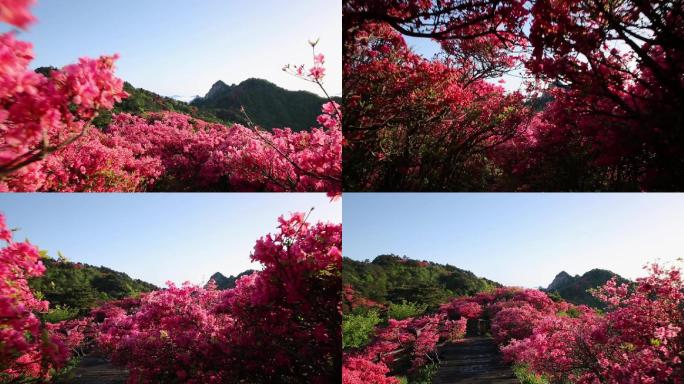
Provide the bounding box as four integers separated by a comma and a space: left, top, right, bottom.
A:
343, 0, 684, 191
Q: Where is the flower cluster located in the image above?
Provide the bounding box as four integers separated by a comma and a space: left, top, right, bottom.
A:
1, 103, 341, 192
0, 213, 77, 380
0, 0, 35, 29
95, 213, 342, 383
342, 356, 400, 384
501, 264, 683, 383
1, 1, 128, 189
342, 312, 461, 383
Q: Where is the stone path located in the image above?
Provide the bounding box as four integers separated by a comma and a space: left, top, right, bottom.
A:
433, 337, 519, 384
55, 357, 128, 384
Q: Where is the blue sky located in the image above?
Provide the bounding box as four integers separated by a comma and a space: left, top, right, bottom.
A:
0, 194, 340, 287
0, 0, 341, 98
343, 194, 684, 288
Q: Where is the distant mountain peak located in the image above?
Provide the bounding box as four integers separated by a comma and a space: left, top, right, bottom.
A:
207, 270, 256, 290
205, 80, 230, 99
547, 271, 574, 291
238, 78, 278, 87
191, 78, 338, 131
545, 268, 629, 308
210, 271, 227, 280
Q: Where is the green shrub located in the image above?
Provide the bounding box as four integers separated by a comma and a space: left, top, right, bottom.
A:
513, 363, 549, 384
557, 307, 582, 318
343, 310, 381, 349
42, 305, 80, 323
388, 300, 428, 320
408, 363, 438, 384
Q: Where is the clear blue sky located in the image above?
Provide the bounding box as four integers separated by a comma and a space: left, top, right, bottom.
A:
0, 194, 340, 287
0, 0, 341, 98
343, 194, 684, 288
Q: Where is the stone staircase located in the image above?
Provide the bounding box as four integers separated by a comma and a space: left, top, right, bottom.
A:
433, 337, 519, 384
56, 356, 128, 384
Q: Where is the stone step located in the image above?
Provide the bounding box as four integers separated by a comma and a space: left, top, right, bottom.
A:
56, 357, 129, 384
433, 337, 519, 384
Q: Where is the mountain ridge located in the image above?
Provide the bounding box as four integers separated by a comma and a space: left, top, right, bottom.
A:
35, 67, 328, 131
544, 268, 630, 308
547, 271, 574, 291
343, 255, 631, 310
190, 77, 336, 131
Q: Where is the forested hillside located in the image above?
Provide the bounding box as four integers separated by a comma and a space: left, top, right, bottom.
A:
96, 82, 224, 126
343, 255, 499, 309
29, 256, 157, 318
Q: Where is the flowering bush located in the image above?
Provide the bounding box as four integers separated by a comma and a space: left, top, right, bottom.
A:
342, 311, 459, 383
491, 304, 542, 345
442, 318, 468, 341
96, 283, 229, 383
343, 0, 684, 191
0, 36, 127, 190
342, 356, 399, 384
103, 105, 341, 192
502, 264, 684, 383
343, 19, 530, 191
443, 300, 482, 319
0, 213, 84, 380
96, 213, 342, 383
